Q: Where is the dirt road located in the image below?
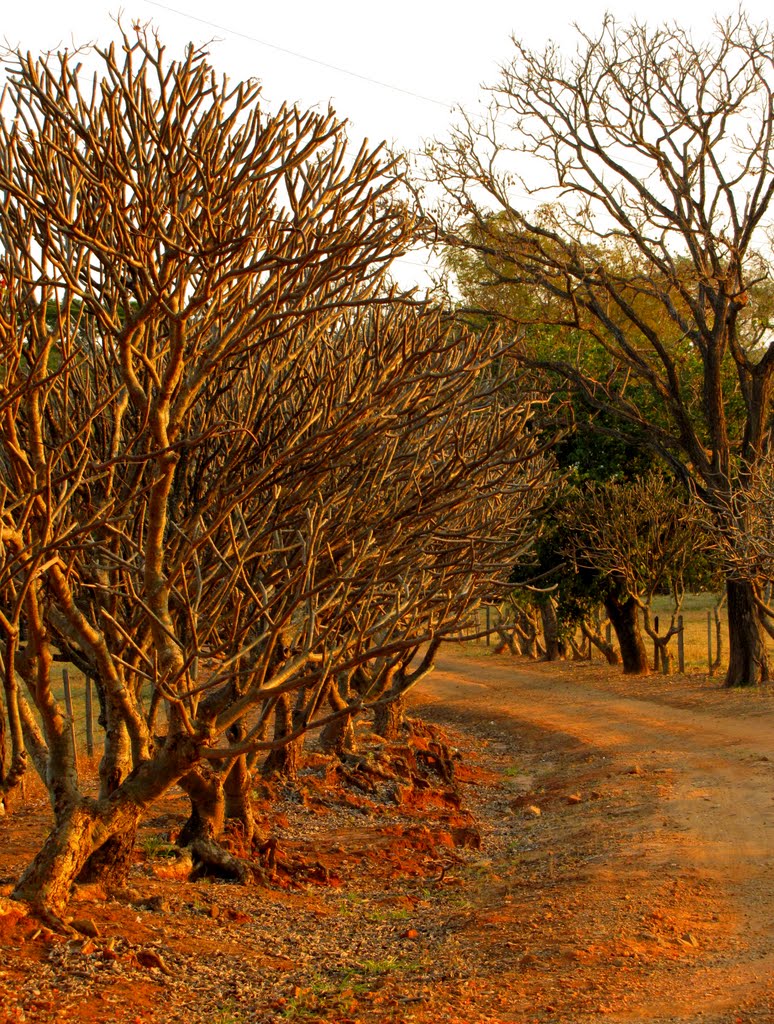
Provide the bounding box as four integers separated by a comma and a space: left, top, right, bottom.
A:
411, 650, 774, 1023
2, 649, 772, 1024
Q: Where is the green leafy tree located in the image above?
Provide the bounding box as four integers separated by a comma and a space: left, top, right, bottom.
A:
424, 12, 774, 685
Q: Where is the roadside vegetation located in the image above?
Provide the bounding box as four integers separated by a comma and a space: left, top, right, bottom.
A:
0, 8, 772, 969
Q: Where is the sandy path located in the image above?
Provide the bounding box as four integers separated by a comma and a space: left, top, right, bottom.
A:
414, 650, 774, 1023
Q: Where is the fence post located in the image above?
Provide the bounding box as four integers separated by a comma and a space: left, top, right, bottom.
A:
677, 615, 685, 674
707, 610, 714, 677
653, 615, 659, 671
486, 606, 491, 646
605, 622, 612, 648
85, 674, 94, 758
62, 668, 78, 761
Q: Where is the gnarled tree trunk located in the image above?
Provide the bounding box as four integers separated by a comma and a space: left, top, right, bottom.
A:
262, 694, 301, 780
374, 694, 405, 741
319, 674, 357, 757
539, 599, 563, 661
177, 762, 226, 846
725, 579, 770, 687
13, 796, 143, 917
605, 594, 649, 675
223, 721, 255, 845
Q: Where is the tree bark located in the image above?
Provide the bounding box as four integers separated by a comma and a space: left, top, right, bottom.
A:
604, 594, 649, 675
223, 721, 255, 844
12, 797, 142, 916
539, 599, 562, 661
725, 579, 770, 687
223, 756, 255, 845
76, 827, 137, 887
374, 695, 405, 741
262, 694, 301, 780
319, 675, 357, 757
177, 763, 226, 846
580, 619, 619, 665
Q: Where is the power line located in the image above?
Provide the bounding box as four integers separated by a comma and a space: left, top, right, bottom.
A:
142, 1, 453, 109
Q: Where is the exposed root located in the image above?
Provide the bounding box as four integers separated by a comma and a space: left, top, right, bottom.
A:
188, 838, 252, 884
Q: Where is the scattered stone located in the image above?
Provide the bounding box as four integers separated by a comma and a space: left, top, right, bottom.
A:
135, 948, 172, 975
508, 793, 535, 810
525, 805, 542, 818
567, 793, 583, 805
71, 917, 100, 938
451, 825, 482, 849
137, 895, 169, 913
0, 897, 26, 921
152, 849, 193, 881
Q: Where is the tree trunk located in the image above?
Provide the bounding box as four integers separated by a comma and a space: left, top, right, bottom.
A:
223, 755, 255, 845
76, 828, 137, 887
223, 721, 255, 845
262, 694, 301, 780
319, 675, 356, 757
374, 695, 405, 741
12, 732, 201, 915
177, 762, 226, 846
604, 594, 649, 675
725, 579, 770, 687
178, 759, 253, 881
13, 797, 142, 917
539, 599, 563, 661
580, 619, 619, 665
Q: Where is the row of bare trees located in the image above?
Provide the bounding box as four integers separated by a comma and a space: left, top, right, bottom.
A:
0, 33, 551, 917
420, 11, 774, 686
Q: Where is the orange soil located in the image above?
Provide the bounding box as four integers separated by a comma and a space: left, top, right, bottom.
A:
0, 649, 772, 1024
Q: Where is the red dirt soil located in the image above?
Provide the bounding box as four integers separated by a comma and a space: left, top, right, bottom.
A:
1, 648, 772, 1024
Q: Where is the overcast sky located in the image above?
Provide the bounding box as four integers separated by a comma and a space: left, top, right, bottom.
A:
5, 1, 772, 151
3, 2, 772, 286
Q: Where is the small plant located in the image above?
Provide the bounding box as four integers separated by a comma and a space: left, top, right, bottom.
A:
281, 957, 422, 1019
140, 835, 178, 860
211, 1002, 249, 1024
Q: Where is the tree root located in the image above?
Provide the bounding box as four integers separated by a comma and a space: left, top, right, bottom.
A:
188, 838, 252, 884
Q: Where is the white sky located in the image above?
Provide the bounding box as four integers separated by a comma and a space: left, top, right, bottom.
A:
3, 1, 772, 286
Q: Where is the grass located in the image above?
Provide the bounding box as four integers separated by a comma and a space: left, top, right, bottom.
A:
211, 1003, 250, 1024
139, 835, 178, 860
280, 956, 423, 1020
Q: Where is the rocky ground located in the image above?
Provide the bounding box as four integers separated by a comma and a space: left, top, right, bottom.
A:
1, 648, 773, 1024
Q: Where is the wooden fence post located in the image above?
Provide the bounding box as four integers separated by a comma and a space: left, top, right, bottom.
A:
62, 668, 78, 761
486, 606, 491, 646
653, 615, 659, 672
677, 615, 685, 674
85, 674, 94, 758
707, 610, 714, 677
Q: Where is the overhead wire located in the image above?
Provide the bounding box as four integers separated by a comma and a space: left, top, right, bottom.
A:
138, 0, 670, 261
142, 0, 453, 109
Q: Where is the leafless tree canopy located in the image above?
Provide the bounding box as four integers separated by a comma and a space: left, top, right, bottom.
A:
0, 30, 550, 914
422, 12, 774, 685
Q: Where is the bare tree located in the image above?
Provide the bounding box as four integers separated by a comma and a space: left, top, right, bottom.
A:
555, 477, 715, 673
708, 453, 774, 639
422, 12, 774, 686
0, 30, 550, 918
